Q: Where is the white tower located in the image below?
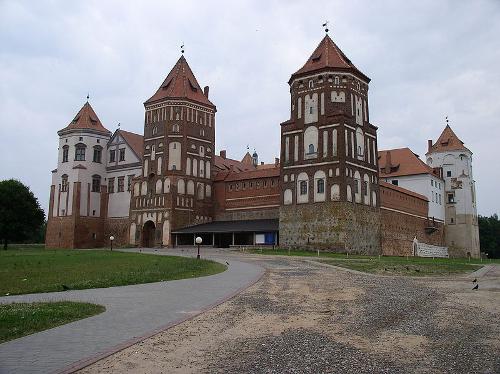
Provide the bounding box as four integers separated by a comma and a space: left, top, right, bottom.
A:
46, 101, 111, 248
426, 124, 480, 258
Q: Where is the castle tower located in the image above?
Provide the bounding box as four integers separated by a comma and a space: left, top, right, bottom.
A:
426, 124, 480, 258
129, 55, 216, 247
279, 34, 381, 253
45, 101, 111, 248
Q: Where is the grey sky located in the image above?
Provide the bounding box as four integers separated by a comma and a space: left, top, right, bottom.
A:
1, 0, 499, 216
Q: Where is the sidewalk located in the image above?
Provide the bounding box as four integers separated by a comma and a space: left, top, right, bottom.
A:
0, 249, 264, 374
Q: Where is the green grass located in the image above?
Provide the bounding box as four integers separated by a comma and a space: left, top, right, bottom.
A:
0, 301, 105, 343
317, 258, 482, 276
0, 248, 226, 295
244, 247, 492, 276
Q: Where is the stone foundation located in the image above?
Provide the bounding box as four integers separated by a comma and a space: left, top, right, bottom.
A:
279, 202, 381, 255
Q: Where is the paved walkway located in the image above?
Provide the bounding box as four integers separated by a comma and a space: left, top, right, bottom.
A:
0, 248, 264, 374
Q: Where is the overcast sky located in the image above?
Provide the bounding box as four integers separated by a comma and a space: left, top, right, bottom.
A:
1, 0, 499, 217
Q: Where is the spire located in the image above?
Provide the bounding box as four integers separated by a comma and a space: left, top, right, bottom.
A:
145, 55, 214, 107
290, 34, 369, 83
58, 101, 110, 135
427, 123, 470, 154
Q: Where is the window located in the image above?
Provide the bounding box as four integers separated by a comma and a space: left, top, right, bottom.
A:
446, 170, 452, 177
308, 144, 315, 154
127, 175, 134, 191
93, 146, 102, 163
391, 180, 398, 186
109, 150, 116, 163
62, 146, 69, 163
79, 137, 83, 141
75, 144, 86, 161
431, 180, 434, 187
92, 175, 101, 192
447, 193, 455, 203
152, 126, 158, 135
108, 178, 115, 193
317, 179, 325, 194
309, 80, 314, 88
439, 194, 442, 205
300, 181, 308, 195
119, 148, 125, 161
118, 177, 125, 192
61, 175, 68, 192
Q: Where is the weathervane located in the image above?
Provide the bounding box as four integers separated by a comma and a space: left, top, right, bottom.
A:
86, 93, 90, 101
446, 116, 449, 125
181, 42, 185, 54
322, 20, 329, 33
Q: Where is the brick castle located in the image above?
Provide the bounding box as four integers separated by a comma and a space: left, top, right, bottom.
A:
45, 34, 480, 258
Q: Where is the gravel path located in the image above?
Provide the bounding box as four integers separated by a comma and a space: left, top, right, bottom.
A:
80, 255, 500, 374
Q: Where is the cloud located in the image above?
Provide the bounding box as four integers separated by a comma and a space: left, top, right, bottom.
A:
1, 0, 499, 216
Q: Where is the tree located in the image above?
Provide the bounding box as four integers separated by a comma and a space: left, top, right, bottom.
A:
478, 214, 500, 259
0, 179, 45, 249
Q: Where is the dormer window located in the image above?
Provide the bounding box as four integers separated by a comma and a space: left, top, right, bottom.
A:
75, 143, 86, 161
119, 148, 125, 161
109, 149, 116, 163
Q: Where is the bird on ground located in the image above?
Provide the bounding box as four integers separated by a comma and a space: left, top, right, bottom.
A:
405, 266, 410, 271
472, 284, 479, 290
225, 261, 229, 265
472, 278, 477, 283
62, 284, 70, 291
415, 269, 420, 272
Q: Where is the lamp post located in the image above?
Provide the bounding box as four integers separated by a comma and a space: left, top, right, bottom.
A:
110, 235, 115, 251
195, 236, 202, 259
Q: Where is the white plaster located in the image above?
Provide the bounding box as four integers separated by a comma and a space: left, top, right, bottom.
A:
331, 184, 340, 201
331, 91, 346, 103
284, 189, 293, 205
304, 126, 318, 159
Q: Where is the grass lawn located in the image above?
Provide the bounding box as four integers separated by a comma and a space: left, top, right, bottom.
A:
0, 301, 105, 343
244, 247, 491, 276
0, 248, 226, 295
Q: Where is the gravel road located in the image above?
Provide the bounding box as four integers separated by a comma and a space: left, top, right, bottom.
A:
80, 255, 500, 374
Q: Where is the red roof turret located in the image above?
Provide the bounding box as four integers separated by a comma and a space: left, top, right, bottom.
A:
145, 55, 214, 108
58, 101, 110, 135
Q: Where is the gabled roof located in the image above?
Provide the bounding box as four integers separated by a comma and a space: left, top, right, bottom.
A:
378, 148, 437, 178
145, 55, 214, 107
58, 101, 110, 135
117, 129, 144, 158
427, 125, 470, 154
213, 154, 256, 173
290, 34, 369, 83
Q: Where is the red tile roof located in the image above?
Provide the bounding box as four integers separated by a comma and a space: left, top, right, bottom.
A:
290, 35, 369, 83
380, 181, 428, 201
378, 148, 437, 178
222, 167, 280, 182
427, 125, 470, 154
213, 154, 255, 173
118, 129, 144, 158
145, 55, 214, 107
58, 102, 110, 135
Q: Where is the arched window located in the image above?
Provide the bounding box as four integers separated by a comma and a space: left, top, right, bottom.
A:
356, 128, 364, 160
199, 146, 205, 157
187, 180, 195, 195
75, 143, 86, 161
61, 174, 68, 192
309, 80, 314, 88
152, 126, 158, 135
91, 175, 101, 192
284, 189, 293, 205
296, 172, 309, 204
62, 145, 69, 163
334, 76, 340, 85
304, 126, 318, 159
177, 179, 185, 195
197, 183, 204, 200
314, 170, 326, 202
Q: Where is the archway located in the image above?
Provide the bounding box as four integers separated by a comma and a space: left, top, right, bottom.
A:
141, 220, 156, 248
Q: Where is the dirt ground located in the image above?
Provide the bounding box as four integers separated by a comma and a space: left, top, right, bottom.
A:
80, 256, 500, 374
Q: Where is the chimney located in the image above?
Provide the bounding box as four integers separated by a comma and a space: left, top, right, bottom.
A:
427, 140, 433, 153
220, 150, 226, 159
385, 151, 392, 174
275, 157, 280, 166
204, 86, 209, 98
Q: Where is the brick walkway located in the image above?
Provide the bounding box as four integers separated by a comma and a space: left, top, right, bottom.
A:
0, 248, 264, 374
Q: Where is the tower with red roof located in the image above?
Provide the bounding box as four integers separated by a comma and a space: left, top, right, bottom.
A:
129, 55, 216, 247
279, 34, 381, 253
426, 124, 480, 258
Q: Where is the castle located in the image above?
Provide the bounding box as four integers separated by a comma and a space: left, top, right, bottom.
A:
45, 34, 480, 258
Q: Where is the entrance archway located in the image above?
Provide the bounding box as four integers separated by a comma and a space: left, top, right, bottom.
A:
142, 220, 156, 247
